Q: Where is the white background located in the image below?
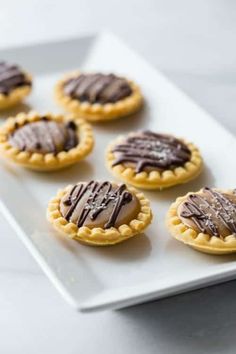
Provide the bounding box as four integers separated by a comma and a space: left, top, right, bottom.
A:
0, 1, 236, 353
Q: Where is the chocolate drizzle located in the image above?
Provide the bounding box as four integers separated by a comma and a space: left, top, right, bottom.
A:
112, 131, 191, 173
64, 73, 132, 104
61, 181, 134, 229
179, 187, 236, 237
9, 119, 78, 154
0, 62, 31, 95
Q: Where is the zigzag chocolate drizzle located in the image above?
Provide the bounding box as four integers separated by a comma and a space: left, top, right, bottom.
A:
179, 187, 236, 237
0, 62, 31, 95
63, 73, 132, 104
62, 181, 133, 229
112, 131, 191, 173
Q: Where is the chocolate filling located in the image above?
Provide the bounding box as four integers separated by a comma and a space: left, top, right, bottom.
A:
63, 73, 132, 104
0, 62, 31, 95
9, 119, 78, 154
112, 131, 191, 173
60, 181, 140, 229
178, 187, 236, 238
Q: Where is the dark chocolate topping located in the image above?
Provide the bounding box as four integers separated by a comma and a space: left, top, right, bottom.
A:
9, 119, 78, 154
63, 73, 132, 104
0, 62, 31, 95
61, 181, 135, 229
112, 131, 191, 173
179, 187, 236, 237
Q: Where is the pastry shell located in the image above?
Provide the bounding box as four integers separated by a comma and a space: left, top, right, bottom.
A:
47, 184, 152, 246
0, 111, 94, 171
166, 189, 236, 255
54, 71, 143, 122
106, 134, 203, 190
0, 73, 32, 110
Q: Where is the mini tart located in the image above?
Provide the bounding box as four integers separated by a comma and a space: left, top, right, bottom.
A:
0, 112, 94, 171
47, 180, 152, 246
166, 187, 236, 255
0, 62, 32, 110
54, 71, 143, 122
106, 130, 203, 190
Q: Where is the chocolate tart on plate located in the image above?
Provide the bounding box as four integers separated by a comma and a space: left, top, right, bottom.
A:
0, 61, 32, 109
47, 180, 152, 246
166, 187, 236, 254
55, 71, 143, 122
0, 112, 94, 171
106, 130, 203, 190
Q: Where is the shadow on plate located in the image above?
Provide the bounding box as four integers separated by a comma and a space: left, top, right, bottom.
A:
86, 233, 152, 262
25, 160, 95, 185
50, 227, 151, 262
166, 237, 236, 265
93, 103, 151, 135
144, 163, 216, 203
52, 226, 151, 263
0, 103, 32, 119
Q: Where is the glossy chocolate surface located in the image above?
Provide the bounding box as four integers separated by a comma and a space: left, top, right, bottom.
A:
112, 131, 191, 173
9, 118, 78, 154
60, 181, 140, 229
178, 187, 236, 237
64, 73, 132, 104
0, 62, 31, 95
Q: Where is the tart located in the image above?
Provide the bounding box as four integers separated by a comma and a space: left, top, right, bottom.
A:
106, 130, 203, 190
47, 180, 152, 246
54, 71, 143, 122
0, 112, 94, 171
166, 187, 236, 255
0, 61, 32, 109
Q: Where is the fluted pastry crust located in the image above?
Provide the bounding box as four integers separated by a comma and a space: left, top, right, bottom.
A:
47, 183, 152, 246
166, 189, 236, 255
54, 71, 143, 122
0, 111, 94, 171
106, 133, 203, 190
0, 72, 32, 110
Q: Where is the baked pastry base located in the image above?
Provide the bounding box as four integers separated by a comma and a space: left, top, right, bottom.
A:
106, 136, 203, 190
166, 189, 236, 255
0, 112, 94, 171
47, 184, 152, 246
54, 71, 143, 122
0, 73, 32, 110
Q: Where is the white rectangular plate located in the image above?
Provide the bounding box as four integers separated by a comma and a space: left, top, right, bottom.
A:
0, 32, 236, 312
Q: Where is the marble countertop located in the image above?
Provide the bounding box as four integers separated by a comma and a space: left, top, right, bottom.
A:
0, 1, 236, 353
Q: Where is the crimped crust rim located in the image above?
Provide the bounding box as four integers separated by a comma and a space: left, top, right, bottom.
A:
0, 72, 32, 109
54, 71, 143, 122
166, 188, 236, 254
47, 183, 153, 246
0, 111, 94, 171
105, 134, 203, 190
